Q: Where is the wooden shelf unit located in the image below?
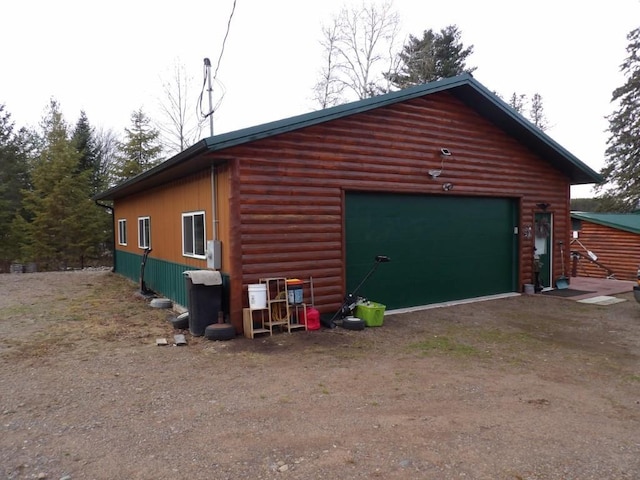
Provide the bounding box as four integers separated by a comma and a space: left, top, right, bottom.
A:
243, 277, 310, 338
242, 308, 270, 339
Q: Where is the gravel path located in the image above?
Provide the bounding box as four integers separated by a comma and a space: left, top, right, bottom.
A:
1, 271, 639, 479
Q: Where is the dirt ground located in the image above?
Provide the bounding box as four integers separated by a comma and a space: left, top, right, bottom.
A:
1, 271, 639, 480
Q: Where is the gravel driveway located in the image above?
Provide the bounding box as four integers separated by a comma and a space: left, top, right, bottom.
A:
1, 271, 639, 479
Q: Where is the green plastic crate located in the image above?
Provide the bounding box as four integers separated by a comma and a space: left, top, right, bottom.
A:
354, 302, 386, 327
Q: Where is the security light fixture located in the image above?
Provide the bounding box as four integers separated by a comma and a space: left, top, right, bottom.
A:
429, 148, 453, 179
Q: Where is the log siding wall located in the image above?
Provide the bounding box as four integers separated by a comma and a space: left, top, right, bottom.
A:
572, 221, 640, 280
214, 92, 571, 326
113, 91, 575, 331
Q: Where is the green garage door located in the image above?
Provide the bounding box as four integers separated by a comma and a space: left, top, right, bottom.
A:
345, 192, 518, 310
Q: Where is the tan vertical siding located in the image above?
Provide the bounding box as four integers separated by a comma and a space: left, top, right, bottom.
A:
113, 170, 213, 267
571, 222, 640, 280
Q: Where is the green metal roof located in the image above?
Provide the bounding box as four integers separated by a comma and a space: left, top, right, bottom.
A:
95, 74, 602, 201
571, 211, 640, 235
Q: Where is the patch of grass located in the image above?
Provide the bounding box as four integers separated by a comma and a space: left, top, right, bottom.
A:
1, 304, 35, 317
1, 273, 172, 360
473, 328, 535, 344
235, 351, 271, 366
624, 374, 640, 383
409, 335, 483, 357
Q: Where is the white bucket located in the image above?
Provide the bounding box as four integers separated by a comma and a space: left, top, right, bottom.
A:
248, 284, 267, 309
524, 284, 535, 295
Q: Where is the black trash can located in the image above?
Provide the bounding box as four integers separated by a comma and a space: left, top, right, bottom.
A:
184, 270, 223, 336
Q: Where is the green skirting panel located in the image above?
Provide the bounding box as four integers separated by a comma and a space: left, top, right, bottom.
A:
114, 250, 229, 311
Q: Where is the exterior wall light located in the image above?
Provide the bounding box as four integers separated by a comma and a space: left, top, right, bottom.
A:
429, 148, 453, 179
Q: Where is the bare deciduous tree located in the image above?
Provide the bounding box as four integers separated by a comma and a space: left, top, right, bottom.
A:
508, 92, 527, 115
94, 127, 120, 189
157, 61, 203, 156
313, 19, 345, 109
314, 1, 401, 106
507, 92, 549, 131
529, 93, 548, 131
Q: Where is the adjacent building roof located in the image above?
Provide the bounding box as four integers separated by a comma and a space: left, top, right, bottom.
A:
571, 211, 640, 235
95, 74, 603, 201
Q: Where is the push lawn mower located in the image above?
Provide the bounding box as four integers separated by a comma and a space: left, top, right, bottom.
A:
323, 255, 391, 329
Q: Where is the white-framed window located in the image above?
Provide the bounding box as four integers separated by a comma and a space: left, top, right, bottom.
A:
138, 216, 151, 249
182, 211, 206, 258
118, 219, 127, 246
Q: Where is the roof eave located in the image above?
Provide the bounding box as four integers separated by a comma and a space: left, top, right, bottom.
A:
201, 75, 474, 154
93, 140, 211, 201
448, 80, 603, 185
94, 74, 603, 200
571, 212, 640, 235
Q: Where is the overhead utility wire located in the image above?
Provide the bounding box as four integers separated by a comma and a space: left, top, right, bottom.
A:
214, 0, 237, 82
198, 0, 237, 122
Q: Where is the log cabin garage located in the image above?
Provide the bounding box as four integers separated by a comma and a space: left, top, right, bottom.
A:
94, 74, 601, 334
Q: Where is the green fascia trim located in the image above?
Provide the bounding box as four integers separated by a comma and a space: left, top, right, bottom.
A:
95, 74, 600, 201
114, 250, 229, 310
571, 211, 640, 235
201, 74, 598, 184
201, 75, 474, 151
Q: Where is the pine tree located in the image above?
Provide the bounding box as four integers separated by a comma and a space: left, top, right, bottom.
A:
599, 27, 640, 211
21, 100, 98, 269
387, 25, 475, 89
0, 104, 34, 268
72, 111, 101, 195
114, 108, 163, 182
72, 111, 113, 264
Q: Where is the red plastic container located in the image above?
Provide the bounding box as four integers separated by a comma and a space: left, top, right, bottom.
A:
304, 307, 321, 330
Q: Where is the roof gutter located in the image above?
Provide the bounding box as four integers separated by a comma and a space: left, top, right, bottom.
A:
93, 139, 211, 201
93, 73, 602, 199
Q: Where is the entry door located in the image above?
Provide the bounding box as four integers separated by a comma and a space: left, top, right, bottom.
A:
534, 212, 552, 288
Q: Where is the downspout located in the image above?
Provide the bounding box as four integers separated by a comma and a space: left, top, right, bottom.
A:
211, 164, 218, 242
95, 200, 116, 273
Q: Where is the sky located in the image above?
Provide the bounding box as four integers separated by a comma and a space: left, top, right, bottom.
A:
3, 0, 639, 198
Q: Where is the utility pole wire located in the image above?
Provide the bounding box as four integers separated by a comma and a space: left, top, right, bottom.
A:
197, 0, 237, 131
214, 0, 237, 82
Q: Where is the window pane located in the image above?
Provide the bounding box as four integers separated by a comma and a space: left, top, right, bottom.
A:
139, 219, 144, 247
194, 214, 205, 256
139, 218, 150, 248
144, 219, 150, 248
183, 216, 193, 254
118, 220, 127, 245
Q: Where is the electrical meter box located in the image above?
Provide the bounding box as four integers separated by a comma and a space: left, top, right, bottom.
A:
206, 240, 221, 269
